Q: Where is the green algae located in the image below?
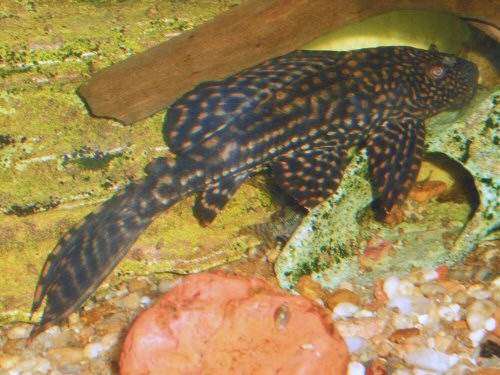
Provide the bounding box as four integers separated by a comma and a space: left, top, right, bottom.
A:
1, 0, 253, 323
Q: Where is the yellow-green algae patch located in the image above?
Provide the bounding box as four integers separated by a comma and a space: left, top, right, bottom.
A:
303, 10, 470, 53
1, 0, 251, 323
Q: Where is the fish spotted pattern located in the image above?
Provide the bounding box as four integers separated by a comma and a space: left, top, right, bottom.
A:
30, 46, 478, 336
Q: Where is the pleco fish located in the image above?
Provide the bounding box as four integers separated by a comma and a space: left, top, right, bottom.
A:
30, 46, 479, 336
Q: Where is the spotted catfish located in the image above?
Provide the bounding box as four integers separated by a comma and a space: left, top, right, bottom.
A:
30, 46, 478, 336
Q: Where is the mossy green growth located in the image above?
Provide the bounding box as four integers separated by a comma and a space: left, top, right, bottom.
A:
1, 0, 259, 324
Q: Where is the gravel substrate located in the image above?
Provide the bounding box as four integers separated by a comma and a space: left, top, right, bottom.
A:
0, 241, 498, 374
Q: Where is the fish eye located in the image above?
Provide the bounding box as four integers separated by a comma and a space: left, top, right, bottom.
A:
426, 64, 446, 80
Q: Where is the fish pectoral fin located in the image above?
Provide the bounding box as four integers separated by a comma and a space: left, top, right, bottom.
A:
193, 173, 249, 226
271, 146, 347, 209
367, 117, 425, 217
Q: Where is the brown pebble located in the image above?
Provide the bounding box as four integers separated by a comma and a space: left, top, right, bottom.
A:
110, 292, 141, 310
80, 304, 116, 325
294, 275, 323, 301
447, 320, 469, 331
388, 328, 421, 343
336, 317, 386, 340
470, 370, 500, 375
127, 279, 150, 293
323, 289, 360, 310
48, 347, 85, 367
366, 358, 388, 375
363, 235, 394, 261
2, 338, 28, 355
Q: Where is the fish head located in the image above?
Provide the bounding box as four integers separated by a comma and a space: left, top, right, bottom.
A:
401, 47, 479, 116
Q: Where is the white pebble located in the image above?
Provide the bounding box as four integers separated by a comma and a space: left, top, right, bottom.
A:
344, 336, 368, 353
348, 361, 365, 375
6, 324, 31, 340
439, 304, 461, 322
469, 299, 496, 315
469, 289, 492, 300
140, 295, 152, 305
333, 302, 359, 319
404, 348, 458, 372
388, 295, 431, 315
383, 276, 400, 299
467, 310, 488, 331
469, 329, 486, 347
84, 343, 105, 359
485, 317, 497, 332
416, 314, 430, 326
353, 309, 375, 318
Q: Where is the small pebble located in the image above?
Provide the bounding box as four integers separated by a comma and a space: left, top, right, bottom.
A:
14, 356, 51, 373
470, 289, 493, 300
0, 354, 19, 370
47, 347, 85, 367
469, 329, 486, 347
383, 276, 400, 299
438, 304, 461, 322
323, 288, 360, 309
6, 324, 31, 340
110, 292, 141, 309
127, 279, 150, 293
333, 302, 359, 319
388, 295, 431, 315
484, 317, 496, 332
344, 336, 368, 353
84, 342, 105, 359
419, 282, 446, 297
348, 361, 365, 375
404, 348, 458, 372
140, 295, 152, 306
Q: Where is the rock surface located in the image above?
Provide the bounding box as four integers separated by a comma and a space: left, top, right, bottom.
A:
119, 272, 349, 375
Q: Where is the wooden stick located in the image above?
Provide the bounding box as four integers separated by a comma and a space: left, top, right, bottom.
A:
78, 0, 499, 124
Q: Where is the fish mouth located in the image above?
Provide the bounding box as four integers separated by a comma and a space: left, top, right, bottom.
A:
449, 61, 479, 110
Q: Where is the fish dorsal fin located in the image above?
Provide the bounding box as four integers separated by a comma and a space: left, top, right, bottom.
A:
271, 146, 348, 209
164, 51, 339, 155
367, 117, 425, 217
193, 173, 249, 226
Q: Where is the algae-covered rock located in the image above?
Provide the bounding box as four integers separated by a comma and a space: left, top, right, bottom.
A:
276, 88, 499, 290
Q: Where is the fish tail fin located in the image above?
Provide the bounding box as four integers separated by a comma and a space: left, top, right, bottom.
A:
30, 162, 185, 337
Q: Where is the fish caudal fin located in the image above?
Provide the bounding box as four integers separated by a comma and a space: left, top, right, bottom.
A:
30, 175, 180, 337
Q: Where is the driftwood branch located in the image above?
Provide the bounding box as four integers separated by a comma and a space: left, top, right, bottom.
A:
78, 0, 499, 124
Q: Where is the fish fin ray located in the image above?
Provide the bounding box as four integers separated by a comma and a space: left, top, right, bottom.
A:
194, 174, 248, 226
164, 51, 341, 154
367, 117, 425, 216
271, 146, 347, 209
